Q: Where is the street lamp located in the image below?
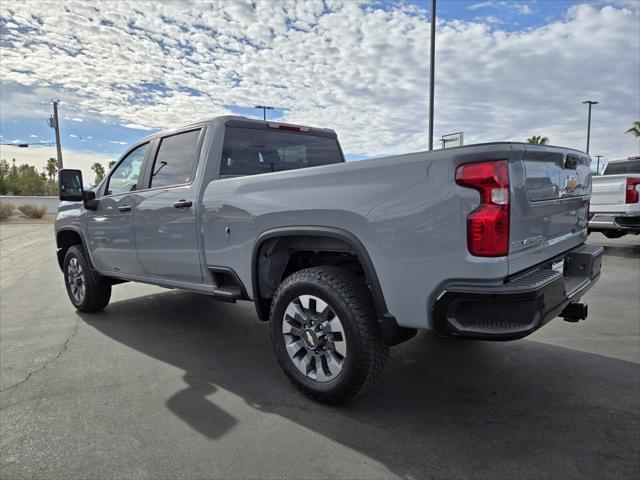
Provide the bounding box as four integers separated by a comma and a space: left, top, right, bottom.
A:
595, 155, 603, 175
428, 0, 436, 151
255, 105, 273, 121
582, 100, 598, 154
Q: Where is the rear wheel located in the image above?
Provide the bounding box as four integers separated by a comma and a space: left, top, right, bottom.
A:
63, 245, 111, 312
270, 266, 389, 403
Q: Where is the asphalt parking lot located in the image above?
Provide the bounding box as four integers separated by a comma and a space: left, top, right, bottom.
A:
0, 224, 638, 479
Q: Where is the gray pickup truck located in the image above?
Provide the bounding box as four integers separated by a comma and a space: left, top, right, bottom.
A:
55, 116, 603, 403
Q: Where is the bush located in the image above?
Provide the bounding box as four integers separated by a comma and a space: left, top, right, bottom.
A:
0, 202, 14, 219
17, 204, 47, 219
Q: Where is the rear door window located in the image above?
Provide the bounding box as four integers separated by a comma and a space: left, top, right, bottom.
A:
220, 127, 343, 177
149, 129, 202, 188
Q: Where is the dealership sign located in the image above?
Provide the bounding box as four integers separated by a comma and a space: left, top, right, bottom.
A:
441, 132, 464, 149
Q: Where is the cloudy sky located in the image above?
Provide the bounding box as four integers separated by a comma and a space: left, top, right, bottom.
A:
1, 0, 638, 181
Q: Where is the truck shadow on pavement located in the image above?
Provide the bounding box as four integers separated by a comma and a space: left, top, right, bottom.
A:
80, 291, 639, 479
599, 242, 640, 259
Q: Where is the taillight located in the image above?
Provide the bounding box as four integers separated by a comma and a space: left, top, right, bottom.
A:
625, 178, 640, 204
456, 160, 510, 257
267, 122, 310, 133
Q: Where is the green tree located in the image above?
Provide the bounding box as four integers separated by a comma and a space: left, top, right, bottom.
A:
91, 162, 106, 186
108, 160, 116, 169
625, 121, 640, 138
0, 158, 9, 195
16, 164, 46, 195
6, 160, 20, 195
527, 135, 549, 145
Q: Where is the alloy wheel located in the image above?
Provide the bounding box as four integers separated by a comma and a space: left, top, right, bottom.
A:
67, 257, 86, 304
281, 294, 347, 383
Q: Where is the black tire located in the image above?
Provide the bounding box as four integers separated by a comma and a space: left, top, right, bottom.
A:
63, 245, 111, 312
270, 266, 389, 404
603, 231, 626, 239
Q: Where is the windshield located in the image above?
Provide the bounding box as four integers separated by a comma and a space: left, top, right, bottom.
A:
220, 126, 343, 177
604, 159, 640, 175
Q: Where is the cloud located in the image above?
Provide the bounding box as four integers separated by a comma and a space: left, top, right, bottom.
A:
0, 1, 638, 160
29, 134, 38, 138
69, 134, 78, 138
109, 140, 127, 145
468, 1, 495, 10
517, 4, 533, 15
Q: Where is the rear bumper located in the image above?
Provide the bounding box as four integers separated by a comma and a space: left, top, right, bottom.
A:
589, 213, 640, 233
433, 244, 604, 340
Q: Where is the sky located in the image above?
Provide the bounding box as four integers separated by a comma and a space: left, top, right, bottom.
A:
1, 0, 639, 183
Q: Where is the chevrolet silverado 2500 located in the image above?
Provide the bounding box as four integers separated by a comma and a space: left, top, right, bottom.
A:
55, 116, 603, 402
589, 156, 640, 238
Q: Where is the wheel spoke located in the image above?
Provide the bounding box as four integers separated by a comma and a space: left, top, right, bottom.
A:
285, 302, 306, 323
313, 297, 328, 315
331, 338, 347, 356
326, 352, 343, 377
298, 295, 313, 310
315, 357, 329, 382
293, 351, 313, 376
285, 339, 305, 358
326, 317, 344, 334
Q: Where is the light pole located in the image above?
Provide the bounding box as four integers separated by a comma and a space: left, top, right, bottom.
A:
582, 100, 598, 154
255, 105, 273, 121
428, 0, 436, 151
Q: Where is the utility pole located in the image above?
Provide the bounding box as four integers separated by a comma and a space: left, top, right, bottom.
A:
595, 155, 603, 175
582, 100, 598, 155
255, 105, 273, 121
48, 100, 63, 169
428, 0, 436, 151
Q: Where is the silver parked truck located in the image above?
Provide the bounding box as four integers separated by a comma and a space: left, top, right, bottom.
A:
55, 116, 603, 403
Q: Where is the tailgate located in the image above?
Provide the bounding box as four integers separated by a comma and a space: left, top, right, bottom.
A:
590, 175, 630, 210
508, 145, 591, 275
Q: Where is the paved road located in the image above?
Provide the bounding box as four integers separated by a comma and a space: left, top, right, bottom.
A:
1, 224, 638, 479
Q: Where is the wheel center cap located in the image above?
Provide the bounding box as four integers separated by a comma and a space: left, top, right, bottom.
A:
302, 329, 319, 349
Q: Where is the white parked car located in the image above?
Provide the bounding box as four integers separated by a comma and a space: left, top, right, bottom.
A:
589, 156, 640, 238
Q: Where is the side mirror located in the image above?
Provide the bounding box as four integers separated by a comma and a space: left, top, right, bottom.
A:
58, 169, 84, 201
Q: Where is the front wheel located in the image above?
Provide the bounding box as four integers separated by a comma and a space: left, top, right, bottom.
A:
63, 245, 111, 312
270, 266, 389, 404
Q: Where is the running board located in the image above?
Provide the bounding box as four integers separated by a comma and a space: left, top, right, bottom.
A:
208, 267, 248, 303
212, 286, 244, 302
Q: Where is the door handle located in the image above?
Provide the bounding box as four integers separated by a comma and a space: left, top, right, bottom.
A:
118, 205, 132, 212
173, 199, 192, 209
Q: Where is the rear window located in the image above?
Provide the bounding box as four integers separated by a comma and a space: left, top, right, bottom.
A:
604, 160, 640, 175
220, 126, 343, 177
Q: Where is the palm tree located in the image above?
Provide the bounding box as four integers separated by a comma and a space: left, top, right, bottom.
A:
527, 135, 549, 145
44, 158, 59, 195
45, 158, 58, 181
625, 121, 640, 138
91, 163, 105, 186
108, 160, 116, 169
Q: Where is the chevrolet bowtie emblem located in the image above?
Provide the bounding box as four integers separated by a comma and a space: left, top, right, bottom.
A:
565, 177, 577, 193
306, 331, 314, 346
